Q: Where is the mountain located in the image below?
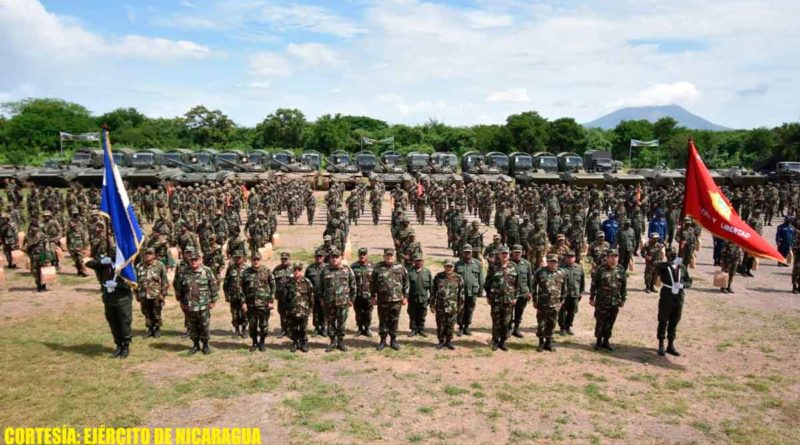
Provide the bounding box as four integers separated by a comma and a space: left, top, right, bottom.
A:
584, 105, 730, 131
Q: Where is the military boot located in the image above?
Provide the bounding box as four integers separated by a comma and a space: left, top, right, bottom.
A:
337, 337, 348, 352
601, 339, 614, 351
463, 326, 472, 336
119, 343, 130, 358
497, 339, 508, 351
153, 327, 161, 338
445, 339, 455, 350
376, 336, 387, 351
389, 336, 401, 351
512, 323, 524, 338
233, 326, 240, 337
111, 343, 122, 358
142, 327, 153, 339
457, 326, 464, 337
537, 338, 545, 352
727, 287, 735, 294
258, 335, 266, 352
239, 326, 247, 338
418, 329, 427, 338
325, 337, 338, 353
290, 341, 298, 353
436, 340, 444, 349
544, 338, 554, 352
364, 326, 373, 337
202, 341, 211, 355
300, 341, 309, 353
594, 338, 603, 351
189, 340, 201, 355
657, 339, 666, 356
491, 338, 498, 351
250, 336, 259, 352
666, 340, 680, 356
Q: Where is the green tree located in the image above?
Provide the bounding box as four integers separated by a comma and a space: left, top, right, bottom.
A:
505, 111, 548, 153
180, 105, 236, 148
1, 98, 96, 155
585, 128, 613, 151
473, 124, 512, 153
253, 108, 307, 150
97, 107, 146, 131
547, 117, 585, 153
390, 124, 425, 147
653, 117, 679, 141
612, 120, 655, 164
304, 114, 351, 154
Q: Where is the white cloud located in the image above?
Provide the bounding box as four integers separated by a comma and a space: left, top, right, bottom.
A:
116, 36, 212, 60
248, 52, 292, 77
611, 81, 700, 108
486, 88, 531, 103
257, 3, 366, 38
287, 43, 341, 65
464, 10, 513, 28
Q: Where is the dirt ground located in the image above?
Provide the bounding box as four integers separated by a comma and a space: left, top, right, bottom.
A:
1, 191, 799, 445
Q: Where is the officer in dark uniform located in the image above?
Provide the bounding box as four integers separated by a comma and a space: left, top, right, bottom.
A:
87, 256, 133, 359
655, 247, 691, 357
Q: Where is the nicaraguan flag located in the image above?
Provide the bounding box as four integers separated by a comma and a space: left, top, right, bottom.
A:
99, 129, 144, 286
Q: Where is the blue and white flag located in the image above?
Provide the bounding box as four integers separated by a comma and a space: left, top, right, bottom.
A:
99, 129, 144, 286
630, 139, 660, 147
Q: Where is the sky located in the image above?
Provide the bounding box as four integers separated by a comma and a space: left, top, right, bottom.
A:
0, 0, 798, 129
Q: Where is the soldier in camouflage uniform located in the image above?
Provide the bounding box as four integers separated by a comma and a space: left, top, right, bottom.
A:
677, 217, 697, 272
588, 231, 610, 272
241, 252, 274, 351
656, 247, 690, 356
531, 254, 566, 351
510, 244, 533, 338
305, 249, 327, 336
0, 213, 19, 268
135, 247, 169, 338
42, 210, 62, 271
558, 250, 584, 335
306, 193, 316, 225
285, 262, 314, 352
65, 210, 88, 277
203, 236, 225, 280
484, 246, 519, 351
399, 230, 423, 268
273, 252, 293, 338
407, 253, 432, 336
431, 259, 464, 349
617, 220, 636, 271
351, 247, 375, 336
643, 233, 665, 293
590, 249, 627, 351
319, 247, 356, 352
720, 240, 743, 293
527, 219, 548, 268
371, 248, 410, 350
175, 250, 219, 355
223, 251, 248, 337
24, 223, 52, 292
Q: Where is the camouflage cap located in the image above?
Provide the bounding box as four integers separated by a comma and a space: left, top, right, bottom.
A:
493, 234, 501, 240
144, 247, 155, 254
323, 235, 332, 241
232, 250, 244, 257
384, 248, 395, 255
280, 252, 290, 259
329, 247, 341, 256
565, 250, 576, 257
461, 244, 473, 252
607, 248, 619, 256
556, 233, 565, 240
511, 244, 523, 252
252, 252, 262, 260
186, 250, 201, 260
314, 248, 325, 257
184, 245, 196, 253
546, 254, 559, 262
596, 230, 605, 237
665, 246, 677, 255
498, 245, 510, 253
292, 262, 304, 270
471, 220, 479, 227
358, 247, 368, 254
443, 259, 455, 267
412, 253, 423, 261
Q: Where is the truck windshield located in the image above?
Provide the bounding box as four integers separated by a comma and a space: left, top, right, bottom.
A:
514, 156, 532, 168
489, 156, 509, 169
112, 153, 125, 166
539, 157, 557, 169
439, 154, 457, 166
133, 153, 155, 167
217, 153, 239, 163
564, 156, 583, 169
248, 153, 263, 164
780, 162, 800, 172
331, 154, 350, 164
163, 153, 183, 165
358, 154, 377, 166
383, 154, 400, 165
195, 153, 212, 164
410, 154, 430, 166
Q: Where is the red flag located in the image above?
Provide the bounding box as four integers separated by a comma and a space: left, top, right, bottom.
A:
683, 139, 785, 263
417, 182, 425, 198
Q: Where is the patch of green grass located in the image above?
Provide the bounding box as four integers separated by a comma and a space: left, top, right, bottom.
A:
717, 340, 735, 352
417, 406, 433, 414
665, 378, 695, 391
584, 383, 611, 403
692, 421, 713, 435
346, 418, 381, 440
298, 419, 335, 432
473, 391, 485, 398
443, 385, 469, 396
656, 398, 688, 417
407, 433, 425, 443
627, 373, 659, 388
583, 372, 607, 383
594, 422, 626, 439
470, 381, 483, 389
283, 384, 351, 417
509, 429, 543, 442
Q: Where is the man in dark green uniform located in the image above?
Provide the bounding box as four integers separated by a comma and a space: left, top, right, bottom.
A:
484, 246, 519, 351
371, 248, 410, 350
273, 252, 293, 338
175, 250, 219, 355
351, 247, 375, 336
510, 244, 533, 338
407, 253, 432, 337
135, 247, 169, 338
455, 244, 484, 336
590, 248, 627, 351
558, 250, 584, 336
223, 250, 248, 337
656, 247, 690, 357
87, 256, 133, 358
305, 249, 327, 336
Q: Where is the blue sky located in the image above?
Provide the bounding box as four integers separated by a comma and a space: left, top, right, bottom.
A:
1, 0, 798, 129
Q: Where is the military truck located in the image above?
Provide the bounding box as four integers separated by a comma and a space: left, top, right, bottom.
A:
268, 149, 320, 188
319, 150, 363, 190
355, 150, 379, 175
768, 162, 800, 183
485, 152, 511, 175
583, 150, 614, 173
532, 152, 559, 173
407, 152, 431, 175
367, 150, 413, 189
214, 149, 273, 185
29, 148, 102, 187
300, 150, 323, 171
509, 152, 560, 185
74, 147, 136, 186
124, 148, 183, 186
411, 152, 461, 184
556, 152, 605, 186
461, 150, 512, 184
167, 148, 232, 185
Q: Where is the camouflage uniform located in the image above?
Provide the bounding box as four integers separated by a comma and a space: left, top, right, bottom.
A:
526, 223, 548, 268
587, 234, 610, 271
484, 253, 520, 350
273, 256, 293, 337
242, 260, 275, 350
407, 257, 432, 335
531, 256, 566, 350
23, 227, 52, 291
285, 265, 314, 352
351, 252, 375, 335
371, 254, 410, 349
590, 254, 627, 349
642, 236, 665, 292
1, 214, 19, 268
66, 214, 88, 276
319, 255, 356, 351
431, 263, 464, 348
135, 253, 169, 337
223, 255, 247, 336
720, 241, 743, 293
175, 258, 219, 354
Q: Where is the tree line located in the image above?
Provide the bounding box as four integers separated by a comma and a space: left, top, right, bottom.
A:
1, 98, 798, 169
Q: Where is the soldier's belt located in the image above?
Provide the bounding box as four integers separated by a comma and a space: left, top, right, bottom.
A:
188, 305, 209, 312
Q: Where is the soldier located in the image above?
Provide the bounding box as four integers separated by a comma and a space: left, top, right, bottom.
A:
510, 244, 533, 338
319, 247, 356, 352
135, 247, 169, 338
527, 219, 548, 268
351, 247, 375, 336
285, 262, 314, 353
776, 216, 795, 267
531, 254, 566, 351
558, 250, 584, 336
203, 236, 225, 280
548, 234, 570, 264
42, 210, 62, 271
617, 220, 636, 271
175, 250, 219, 355
223, 250, 248, 337
371, 248, 410, 350
305, 249, 327, 336
677, 217, 697, 271
656, 247, 690, 356
86, 256, 133, 358
483, 234, 504, 266
407, 253, 432, 337
431, 259, 464, 350
24, 223, 52, 292
306, 192, 316, 225
642, 233, 665, 293
590, 248, 627, 351
399, 230, 423, 268
273, 252, 293, 338
455, 244, 484, 336
1, 213, 19, 269
588, 231, 610, 272
65, 210, 88, 277
242, 252, 274, 351
792, 235, 800, 294
720, 240, 743, 294
485, 245, 519, 351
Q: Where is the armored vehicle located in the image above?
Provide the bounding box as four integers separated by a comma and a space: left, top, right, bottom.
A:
509, 152, 560, 185
269, 149, 320, 189
319, 150, 363, 190
461, 151, 511, 184
556, 152, 605, 186
367, 150, 413, 188
214, 149, 273, 185
124, 148, 182, 186
29, 148, 102, 187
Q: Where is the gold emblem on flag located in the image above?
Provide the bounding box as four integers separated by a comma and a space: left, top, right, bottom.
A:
709, 191, 732, 222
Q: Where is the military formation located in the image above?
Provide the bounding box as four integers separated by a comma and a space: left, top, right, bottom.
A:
2, 174, 799, 360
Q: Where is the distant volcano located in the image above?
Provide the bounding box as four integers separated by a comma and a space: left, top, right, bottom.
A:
584, 105, 730, 131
